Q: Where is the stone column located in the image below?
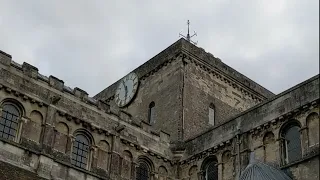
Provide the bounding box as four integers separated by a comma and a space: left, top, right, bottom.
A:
131, 161, 138, 180
90, 145, 98, 171
300, 126, 308, 156
42, 106, 57, 153
110, 135, 121, 179
217, 163, 223, 180
197, 170, 204, 180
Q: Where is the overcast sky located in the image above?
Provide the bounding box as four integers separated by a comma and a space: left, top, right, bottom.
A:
0, 0, 318, 96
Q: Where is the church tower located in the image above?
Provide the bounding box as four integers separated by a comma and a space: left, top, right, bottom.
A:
94, 38, 274, 142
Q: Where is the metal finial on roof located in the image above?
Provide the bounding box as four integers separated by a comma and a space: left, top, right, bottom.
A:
179, 20, 198, 45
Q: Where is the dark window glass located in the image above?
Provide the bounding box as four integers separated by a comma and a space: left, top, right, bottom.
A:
148, 102, 155, 125
71, 134, 90, 169
136, 162, 149, 180
284, 125, 302, 163
0, 104, 20, 140
206, 161, 218, 180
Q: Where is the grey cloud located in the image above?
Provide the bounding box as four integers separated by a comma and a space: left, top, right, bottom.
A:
0, 0, 318, 96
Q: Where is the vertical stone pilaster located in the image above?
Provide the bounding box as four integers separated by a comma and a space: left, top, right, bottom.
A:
218, 163, 223, 180
300, 126, 308, 156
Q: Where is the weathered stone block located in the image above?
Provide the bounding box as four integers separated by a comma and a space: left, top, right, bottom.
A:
49, 75, 64, 91
22, 62, 38, 79
0, 50, 12, 66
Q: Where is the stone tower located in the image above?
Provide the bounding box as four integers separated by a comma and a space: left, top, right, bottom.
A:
94, 38, 274, 141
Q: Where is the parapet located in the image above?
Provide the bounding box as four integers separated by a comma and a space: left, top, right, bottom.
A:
0, 49, 171, 141
0, 50, 12, 65
0, 49, 102, 110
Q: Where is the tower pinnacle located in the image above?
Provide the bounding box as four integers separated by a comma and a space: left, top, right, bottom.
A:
179, 20, 198, 45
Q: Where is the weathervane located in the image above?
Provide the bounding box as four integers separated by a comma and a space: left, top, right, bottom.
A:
179, 20, 198, 45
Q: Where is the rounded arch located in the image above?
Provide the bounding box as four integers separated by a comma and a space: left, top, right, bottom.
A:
71, 129, 94, 169
149, 101, 155, 108
148, 101, 156, 124
56, 122, 69, 135
279, 119, 302, 164
279, 119, 301, 138
222, 150, 232, 163
158, 165, 168, 175
1, 98, 25, 116
201, 155, 218, 180
0, 98, 25, 141
306, 112, 319, 125
123, 150, 133, 160
137, 156, 154, 171
263, 131, 275, 145
136, 156, 154, 180
188, 165, 198, 176
30, 110, 43, 124
201, 155, 218, 170
306, 112, 319, 146
98, 140, 110, 151
209, 103, 215, 109
73, 128, 94, 145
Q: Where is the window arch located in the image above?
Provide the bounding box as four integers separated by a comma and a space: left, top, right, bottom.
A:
307, 112, 319, 147
158, 166, 168, 180
121, 150, 133, 179
281, 121, 302, 164
209, 103, 215, 126
71, 130, 93, 169
136, 157, 153, 180
148, 102, 155, 125
201, 156, 218, 180
54, 122, 69, 153
263, 132, 276, 163
0, 100, 24, 141
97, 140, 110, 171
188, 165, 198, 179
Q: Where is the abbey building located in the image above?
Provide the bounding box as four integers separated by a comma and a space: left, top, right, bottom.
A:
0, 38, 319, 180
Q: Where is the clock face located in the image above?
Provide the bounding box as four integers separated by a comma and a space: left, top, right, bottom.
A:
115, 72, 139, 107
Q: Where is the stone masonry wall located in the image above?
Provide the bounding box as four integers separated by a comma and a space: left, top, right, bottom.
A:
106, 55, 185, 142
178, 75, 319, 180
0, 50, 175, 180
182, 57, 264, 140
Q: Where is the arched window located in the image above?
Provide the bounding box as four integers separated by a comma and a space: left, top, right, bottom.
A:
136, 163, 149, 180
201, 156, 218, 180
205, 161, 218, 180
0, 102, 22, 141
71, 133, 91, 169
281, 122, 302, 164
136, 157, 153, 180
148, 102, 155, 125
209, 103, 215, 126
